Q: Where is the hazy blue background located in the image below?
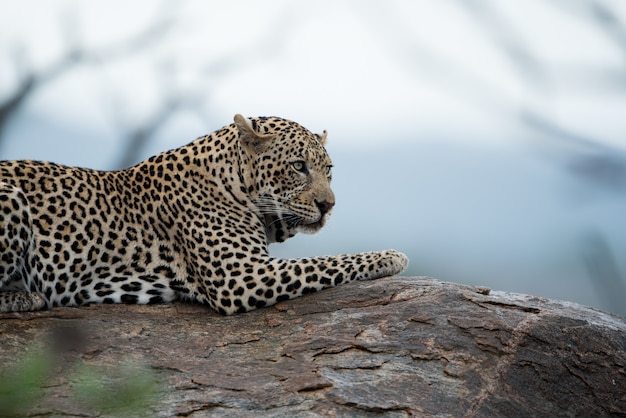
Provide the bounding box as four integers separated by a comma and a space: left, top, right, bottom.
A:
1, 1, 625, 315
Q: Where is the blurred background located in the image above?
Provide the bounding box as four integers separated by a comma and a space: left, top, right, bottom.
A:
1, 1, 625, 316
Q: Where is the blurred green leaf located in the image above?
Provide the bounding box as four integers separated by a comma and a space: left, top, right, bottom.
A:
0, 348, 54, 417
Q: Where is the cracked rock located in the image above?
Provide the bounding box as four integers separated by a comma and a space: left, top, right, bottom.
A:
0, 276, 625, 417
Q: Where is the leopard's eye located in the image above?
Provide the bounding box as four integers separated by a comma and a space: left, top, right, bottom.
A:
292, 161, 308, 174
325, 165, 333, 178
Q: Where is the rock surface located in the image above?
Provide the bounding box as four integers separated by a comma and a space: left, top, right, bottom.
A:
0, 276, 625, 417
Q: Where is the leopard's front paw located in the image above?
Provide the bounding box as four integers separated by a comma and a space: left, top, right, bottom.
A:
360, 249, 409, 281
0, 291, 47, 313
383, 249, 409, 274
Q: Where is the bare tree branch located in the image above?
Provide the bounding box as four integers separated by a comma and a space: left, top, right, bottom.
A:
0, 77, 36, 144
0, 6, 175, 150
581, 230, 626, 316
111, 61, 205, 169
522, 110, 626, 191
588, 0, 626, 55
115, 100, 182, 169
109, 6, 296, 169
459, 0, 551, 90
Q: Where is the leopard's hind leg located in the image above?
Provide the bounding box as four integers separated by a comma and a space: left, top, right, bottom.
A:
0, 182, 46, 312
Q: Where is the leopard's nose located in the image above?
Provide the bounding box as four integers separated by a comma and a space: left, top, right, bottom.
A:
315, 199, 335, 217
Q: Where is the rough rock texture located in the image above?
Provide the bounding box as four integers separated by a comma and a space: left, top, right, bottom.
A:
0, 276, 625, 417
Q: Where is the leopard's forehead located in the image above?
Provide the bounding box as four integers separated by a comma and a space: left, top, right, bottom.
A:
251, 116, 331, 165
249, 116, 315, 139
249, 116, 294, 133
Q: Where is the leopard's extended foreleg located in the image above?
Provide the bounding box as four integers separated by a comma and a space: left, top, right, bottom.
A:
210, 249, 408, 315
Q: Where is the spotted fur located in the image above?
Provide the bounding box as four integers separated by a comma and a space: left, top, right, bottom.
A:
0, 114, 408, 315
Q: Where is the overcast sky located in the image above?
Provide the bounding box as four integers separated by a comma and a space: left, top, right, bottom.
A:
1, 1, 625, 314
2, 0, 626, 164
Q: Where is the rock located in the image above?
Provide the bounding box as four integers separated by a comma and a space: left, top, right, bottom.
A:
0, 276, 625, 417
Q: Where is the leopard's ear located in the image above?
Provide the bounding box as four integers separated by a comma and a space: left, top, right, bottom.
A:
316, 130, 328, 146
234, 114, 273, 154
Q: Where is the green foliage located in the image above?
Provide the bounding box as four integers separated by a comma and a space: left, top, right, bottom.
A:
73, 362, 161, 416
0, 346, 160, 417
0, 348, 55, 417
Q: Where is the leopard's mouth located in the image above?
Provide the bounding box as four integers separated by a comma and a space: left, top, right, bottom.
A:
309, 217, 325, 229
297, 214, 327, 234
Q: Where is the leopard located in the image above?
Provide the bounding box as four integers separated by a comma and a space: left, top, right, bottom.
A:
0, 114, 408, 315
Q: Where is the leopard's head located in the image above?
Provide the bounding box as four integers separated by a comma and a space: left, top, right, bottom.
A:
234, 114, 335, 243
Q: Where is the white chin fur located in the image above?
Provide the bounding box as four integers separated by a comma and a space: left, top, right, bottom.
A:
296, 213, 330, 234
